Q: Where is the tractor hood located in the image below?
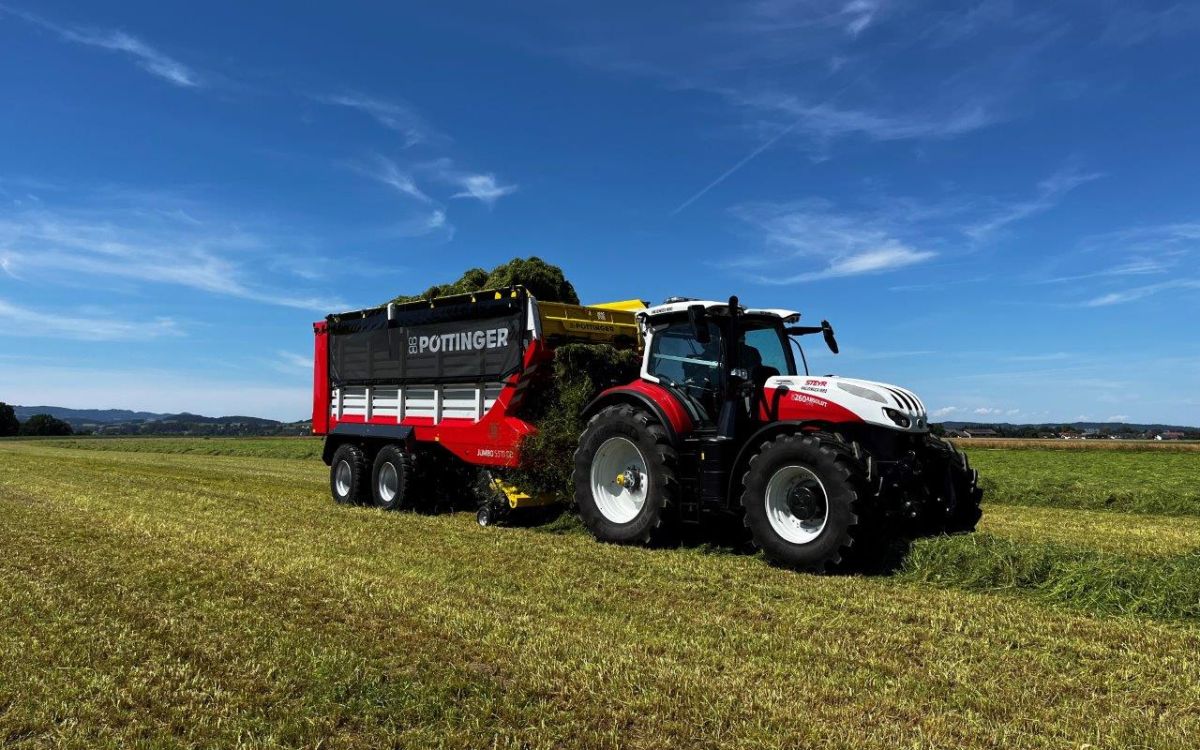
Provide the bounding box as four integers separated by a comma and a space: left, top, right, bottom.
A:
763, 375, 929, 433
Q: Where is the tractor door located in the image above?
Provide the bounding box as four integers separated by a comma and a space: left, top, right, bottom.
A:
644, 319, 724, 422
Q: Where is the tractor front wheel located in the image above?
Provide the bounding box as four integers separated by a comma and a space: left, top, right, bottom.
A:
740, 433, 872, 572
573, 405, 679, 545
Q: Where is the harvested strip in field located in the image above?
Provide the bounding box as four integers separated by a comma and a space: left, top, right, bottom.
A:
964, 447, 1200, 516
2, 441, 1200, 749
36, 435, 324, 460
900, 533, 1200, 622
980, 504, 1200, 557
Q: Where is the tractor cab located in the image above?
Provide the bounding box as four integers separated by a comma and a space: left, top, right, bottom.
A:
635, 296, 831, 435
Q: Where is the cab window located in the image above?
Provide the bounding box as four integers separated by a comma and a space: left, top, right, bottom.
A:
740, 324, 794, 377
647, 321, 722, 388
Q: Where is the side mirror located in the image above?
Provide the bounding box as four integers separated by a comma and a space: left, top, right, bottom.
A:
688, 304, 710, 344
821, 320, 839, 354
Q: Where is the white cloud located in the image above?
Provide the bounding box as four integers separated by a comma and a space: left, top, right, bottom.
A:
1107, 414, 1130, 422
450, 174, 518, 206
965, 167, 1102, 240
1083, 279, 1200, 307
0, 201, 344, 311
0, 298, 181, 341
973, 407, 1004, 415
273, 350, 311, 374
393, 210, 454, 239
318, 93, 434, 147
358, 155, 434, 204
4, 6, 200, 87
740, 93, 996, 143
730, 200, 936, 283
931, 406, 959, 417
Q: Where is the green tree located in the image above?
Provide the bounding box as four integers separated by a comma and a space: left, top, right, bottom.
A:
19, 414, 73, 437
0, 402, 19, 437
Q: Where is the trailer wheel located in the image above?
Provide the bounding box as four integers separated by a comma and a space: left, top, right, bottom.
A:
330, 443, 369, 505
371, 444, 415, 511
573, 404, 678, 545
740, 433, 871, 572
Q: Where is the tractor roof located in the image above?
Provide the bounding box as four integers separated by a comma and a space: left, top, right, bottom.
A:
640, 299, 801, 322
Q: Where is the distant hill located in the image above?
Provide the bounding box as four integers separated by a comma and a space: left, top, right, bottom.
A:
10, 405, 308, 436
941, 420, 1197, 433
13, 406, 168, 425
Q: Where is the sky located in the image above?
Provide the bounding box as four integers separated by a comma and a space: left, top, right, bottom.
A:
1, 1, 1198, 424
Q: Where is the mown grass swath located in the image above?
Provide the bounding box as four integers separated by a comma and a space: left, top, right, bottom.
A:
964, 447, 1200, 515
2, 440, 1200, 748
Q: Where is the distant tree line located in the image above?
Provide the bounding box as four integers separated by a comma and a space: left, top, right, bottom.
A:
0, 403, 74, 437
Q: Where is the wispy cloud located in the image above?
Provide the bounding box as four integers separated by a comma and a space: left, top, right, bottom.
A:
0, 198, 343, 311
317, 92, 436, 147
393, 209, 454, 239
1082, 279, 1200, 307
0, 298, 181, 341
965, 167, 1102, 240
738, 93, 996, 143
2, 5, 200, 87
357, 155, 434, 204
1039, 221, 1200, 303
729, 200, 936, 283
449, 174, 518, 206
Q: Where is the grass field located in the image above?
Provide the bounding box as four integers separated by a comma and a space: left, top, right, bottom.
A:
2, 438, 1198, 748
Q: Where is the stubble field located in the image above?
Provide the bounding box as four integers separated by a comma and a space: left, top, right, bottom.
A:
1, 437, 1198, 748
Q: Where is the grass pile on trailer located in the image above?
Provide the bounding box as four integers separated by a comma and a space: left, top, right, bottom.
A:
313, 285, 983, 571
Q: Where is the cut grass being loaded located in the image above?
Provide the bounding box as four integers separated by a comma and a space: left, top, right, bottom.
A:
2, 440, 1200, 749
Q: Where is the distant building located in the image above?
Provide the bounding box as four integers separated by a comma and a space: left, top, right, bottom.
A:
1158, 431, 1185, 441
963, 428, 999, 438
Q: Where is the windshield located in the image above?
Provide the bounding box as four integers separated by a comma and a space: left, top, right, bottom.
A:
740, 321, 796, 377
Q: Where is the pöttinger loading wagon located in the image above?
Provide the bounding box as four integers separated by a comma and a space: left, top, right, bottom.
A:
313, 286, 982, 571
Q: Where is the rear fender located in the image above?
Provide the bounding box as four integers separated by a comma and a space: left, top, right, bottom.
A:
582, 381, 693, 445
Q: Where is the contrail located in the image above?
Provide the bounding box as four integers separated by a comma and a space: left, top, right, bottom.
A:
670, 120, 800, 216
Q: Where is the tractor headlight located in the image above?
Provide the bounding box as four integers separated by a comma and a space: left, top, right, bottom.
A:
883, 408, 911, 428
838, 382, 887, 403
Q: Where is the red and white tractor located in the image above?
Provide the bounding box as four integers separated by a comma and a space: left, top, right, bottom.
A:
313, 287, 981, 571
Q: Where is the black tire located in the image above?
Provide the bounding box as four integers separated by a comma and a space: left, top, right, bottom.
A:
371, 444, 415, 511
941, 439, 983, 533
740, 432, 872, 572
572, 404, 679, 545
330, 443, 369, 506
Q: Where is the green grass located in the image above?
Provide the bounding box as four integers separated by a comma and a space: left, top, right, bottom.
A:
32, 435, 324, 460
965, 446, 1200, 515
900, 533, 1200, 621
2, 441, 1200, 748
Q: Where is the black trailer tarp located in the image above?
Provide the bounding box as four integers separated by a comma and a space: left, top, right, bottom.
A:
327, 297, 526, 386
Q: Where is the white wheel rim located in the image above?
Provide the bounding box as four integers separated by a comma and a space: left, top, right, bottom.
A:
378, 462, 398, 503
590, 437, 649, 524
335, 460, 352, 497
764, 465, 829, 545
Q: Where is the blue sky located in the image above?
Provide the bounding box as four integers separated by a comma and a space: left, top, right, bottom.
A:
1, 1, 1198, 424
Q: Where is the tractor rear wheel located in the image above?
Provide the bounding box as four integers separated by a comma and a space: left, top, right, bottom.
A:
573, 404, 679, 545
740, 432, 872, 572
330, 443, 369, 506
371, 444, 416, 511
